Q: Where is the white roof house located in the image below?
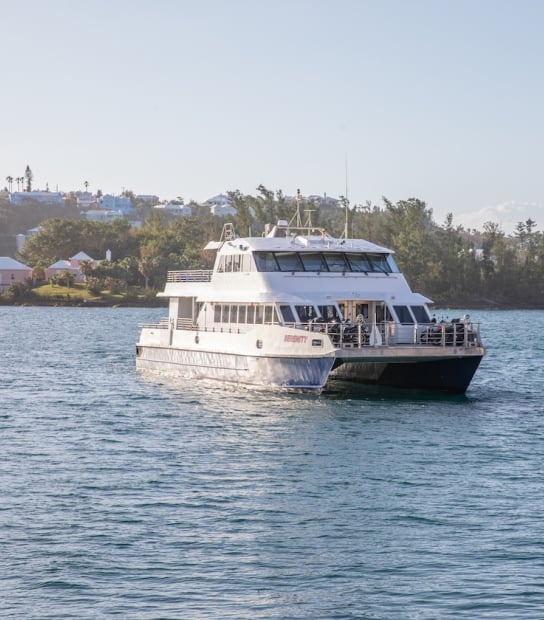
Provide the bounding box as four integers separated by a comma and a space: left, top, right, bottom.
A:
44, 252, 96, 282
153, 203, 192, 217
70, 251, 94, 263
205, 193, 231, 206
210, 204, 237, 216
0, 257, 32, 270
0, 257, 32, 290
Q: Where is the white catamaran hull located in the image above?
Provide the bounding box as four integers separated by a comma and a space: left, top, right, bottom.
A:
136, 324, 336, 392
136, 345, 335, 392
136, 324, 484, 393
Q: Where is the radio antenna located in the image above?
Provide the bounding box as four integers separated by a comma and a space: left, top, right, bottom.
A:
343, 153, 349, 239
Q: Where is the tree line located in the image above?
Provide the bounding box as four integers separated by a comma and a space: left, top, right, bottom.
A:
4, 186, 544, 307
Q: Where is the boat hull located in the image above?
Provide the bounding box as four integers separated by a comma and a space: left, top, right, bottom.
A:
329, 354, 483, 393
136, 344, 335, 393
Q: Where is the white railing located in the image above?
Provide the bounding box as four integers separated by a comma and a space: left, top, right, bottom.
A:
139, 317, 482, 349
139, 317, 170, 329
292, 319, 482, 349
167, 270, 213, 283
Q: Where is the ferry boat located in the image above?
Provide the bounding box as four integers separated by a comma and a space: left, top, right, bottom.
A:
136, 214, 484, 393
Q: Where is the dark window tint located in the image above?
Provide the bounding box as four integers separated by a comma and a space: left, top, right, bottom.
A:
318, 305, 339, 321
394, 305, 414, 324
254, 252, 279, 271
410, 305, 429, 323
300, 253, 328, 271
367, 253, 391, 273
295, 305, 319, 322
323, 253, 348, 271
275, 252, 304, 271
346, 253, 372, 272
279, 305, 296, 323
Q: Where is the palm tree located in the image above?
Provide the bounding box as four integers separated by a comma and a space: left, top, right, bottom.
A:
5, 176, 13, 192
138, 256, 159, 289
84, 180, 89, 193
79, 259, 95, 281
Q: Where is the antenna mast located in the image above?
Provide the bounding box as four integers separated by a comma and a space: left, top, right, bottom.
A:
296, 188, 302, 227
344, 153, 349, 238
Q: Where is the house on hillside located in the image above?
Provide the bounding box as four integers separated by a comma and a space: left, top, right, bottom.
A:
204, 193, 237, 216
100, 194, 134, 215
84, 206, 124, 222
153, 203, 192, 217
10, 191, 64, 206
45, 252, 97, 282
0, 257, 32, 291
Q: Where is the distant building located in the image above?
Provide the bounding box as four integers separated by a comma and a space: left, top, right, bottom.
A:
10, 191, 64, 206
204, 193, 232, 210
84, 208, 125, 223
100, 194, 134, 215
45, 252, 96, 282
153, 203, 192, 217
74, 191, 97, 209
284, 193, 339, 208
0, 257, 32, 291
209, 203, 237, 216
307, 194, 339, 207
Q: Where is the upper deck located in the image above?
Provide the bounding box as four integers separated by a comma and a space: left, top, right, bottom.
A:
160, 220, 427, 306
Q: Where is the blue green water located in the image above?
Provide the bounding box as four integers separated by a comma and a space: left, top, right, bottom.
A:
1, 307, 543, 619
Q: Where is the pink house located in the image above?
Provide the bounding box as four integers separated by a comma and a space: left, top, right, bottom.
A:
45, 251, 96, 282
0, 257, 32, 291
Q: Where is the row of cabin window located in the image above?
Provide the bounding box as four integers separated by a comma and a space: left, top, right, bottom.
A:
216, 251, 398, 274
214, 304, 279, 324
213, 303, 338, 326
211, 302, 430, 326
394, 305, 430, 324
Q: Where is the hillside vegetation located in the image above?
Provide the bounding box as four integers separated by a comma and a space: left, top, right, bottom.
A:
2, 187, 544, 307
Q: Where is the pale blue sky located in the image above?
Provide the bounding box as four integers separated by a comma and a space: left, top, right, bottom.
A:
2, 0, 543, 232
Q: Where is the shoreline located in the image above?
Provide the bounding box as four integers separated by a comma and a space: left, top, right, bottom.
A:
0, 298, 167, 308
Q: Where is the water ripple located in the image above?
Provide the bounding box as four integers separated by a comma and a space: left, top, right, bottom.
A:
1, 307, 544, 618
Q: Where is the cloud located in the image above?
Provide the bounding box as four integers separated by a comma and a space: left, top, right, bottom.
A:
455, 201, 544, 234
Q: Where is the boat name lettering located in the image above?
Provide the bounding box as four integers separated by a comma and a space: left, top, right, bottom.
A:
284, 334, 308, 344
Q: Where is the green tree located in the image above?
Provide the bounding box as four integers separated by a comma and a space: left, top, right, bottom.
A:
24, 165, 33, 192
228, 190, 254, 237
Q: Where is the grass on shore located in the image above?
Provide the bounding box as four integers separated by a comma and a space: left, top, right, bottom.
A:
30, 282, 156, 303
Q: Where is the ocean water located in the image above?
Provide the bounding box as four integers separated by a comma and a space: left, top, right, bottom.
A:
1, 306, 544, 619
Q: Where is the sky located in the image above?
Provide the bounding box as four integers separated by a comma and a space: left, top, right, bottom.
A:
1, 0, 544, 234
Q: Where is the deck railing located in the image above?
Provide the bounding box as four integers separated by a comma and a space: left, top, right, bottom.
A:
271, 319, 481, 348
308, 319, 482, 348
166, 270, 213, 283
139, 317, 482, 349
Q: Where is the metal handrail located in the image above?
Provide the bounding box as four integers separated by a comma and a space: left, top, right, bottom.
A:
139, 317, 482, 349
167, 270, 213, 283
